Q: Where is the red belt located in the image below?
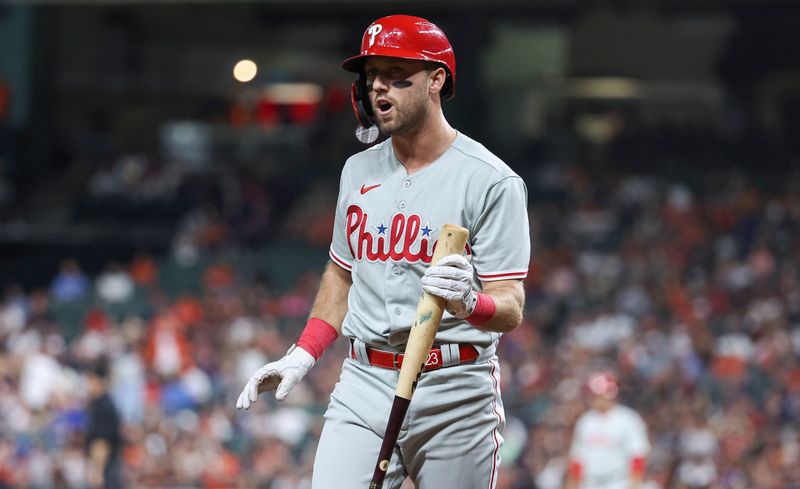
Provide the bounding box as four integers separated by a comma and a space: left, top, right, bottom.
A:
350, 342, 479, 372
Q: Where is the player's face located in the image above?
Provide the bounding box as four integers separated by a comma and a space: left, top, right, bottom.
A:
364, 57, 432, 136
591, 395, 615, 412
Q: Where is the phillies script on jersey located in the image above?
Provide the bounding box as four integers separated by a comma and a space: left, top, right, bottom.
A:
345, 204, 469, 264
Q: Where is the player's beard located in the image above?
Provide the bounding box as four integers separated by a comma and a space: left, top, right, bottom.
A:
374, 85, 430, 137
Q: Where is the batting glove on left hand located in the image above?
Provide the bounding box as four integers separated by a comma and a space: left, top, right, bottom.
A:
235, 344, 315, 409
421, 254, 477, 319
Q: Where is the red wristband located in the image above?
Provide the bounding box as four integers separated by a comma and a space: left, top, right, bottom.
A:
568, 460, 583, 481
466, 292, 496, 326
296, 318, 338, 361
630, 456, 646, 475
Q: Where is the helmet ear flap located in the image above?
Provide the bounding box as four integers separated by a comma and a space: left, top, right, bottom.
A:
350, 77, 375, 128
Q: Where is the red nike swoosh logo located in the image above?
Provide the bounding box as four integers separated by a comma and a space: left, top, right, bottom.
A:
360, 184, 381, 195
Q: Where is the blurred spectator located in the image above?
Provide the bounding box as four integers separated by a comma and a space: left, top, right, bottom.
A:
203, 262, 235, 291
110, 343, 146, 425
72, 309, 115, 363
172, 206, 228, 266
87, 154, 179, 202
0, 284, 27, 338
129, 252, 158, 286
143, 312, 192, 378
18, 330, 62, 410
84, 358, 123, 489
172, 295, 204, 327
0, 440, 19, 488
95, 262, 134, 303
50, 259, 91, 303
675, 413, 718, 489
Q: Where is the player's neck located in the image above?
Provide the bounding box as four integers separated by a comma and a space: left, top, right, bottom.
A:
593, 402, 616, 414
391, 111, 457, 175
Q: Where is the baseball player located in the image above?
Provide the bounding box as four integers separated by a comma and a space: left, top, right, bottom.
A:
564, 372, 650, 489
236, 14, 530, 489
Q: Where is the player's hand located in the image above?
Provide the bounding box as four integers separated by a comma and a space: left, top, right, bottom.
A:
420, 254, 477, 319
235, 345, 315, 408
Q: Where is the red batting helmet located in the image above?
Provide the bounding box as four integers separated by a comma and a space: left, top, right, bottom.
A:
342, 15, 456, 128
586, 371, 619, 400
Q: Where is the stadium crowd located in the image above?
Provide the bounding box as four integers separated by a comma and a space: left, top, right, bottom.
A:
1, 158, 799, 489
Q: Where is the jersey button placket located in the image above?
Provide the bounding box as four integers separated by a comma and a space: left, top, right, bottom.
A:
389, 178, 409, 323
397, 179, 411, 210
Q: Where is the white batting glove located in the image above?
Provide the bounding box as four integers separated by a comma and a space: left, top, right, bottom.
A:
235, 344, 315, 408
421, 254, 478, 319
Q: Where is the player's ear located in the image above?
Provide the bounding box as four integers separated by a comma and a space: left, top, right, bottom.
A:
428, 66, 447, 97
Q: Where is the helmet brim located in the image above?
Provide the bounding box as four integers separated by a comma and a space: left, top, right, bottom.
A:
342, 48, 448, 73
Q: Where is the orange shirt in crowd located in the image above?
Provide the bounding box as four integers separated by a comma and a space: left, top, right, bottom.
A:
130, 254, 158, 285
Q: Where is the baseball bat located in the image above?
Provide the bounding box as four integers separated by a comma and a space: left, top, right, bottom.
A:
369, 223, 469, 489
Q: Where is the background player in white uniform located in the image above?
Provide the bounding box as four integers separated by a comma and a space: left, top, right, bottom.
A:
564, 372, 650, 489
236, 14, 530, 489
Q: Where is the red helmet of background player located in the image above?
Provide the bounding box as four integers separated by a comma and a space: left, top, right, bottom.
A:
586, 371, 619, 400
342, 14, 456, 128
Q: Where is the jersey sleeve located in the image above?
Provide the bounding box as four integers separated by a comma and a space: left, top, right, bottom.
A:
470, 176, 530, 283
329, 165, 353, 272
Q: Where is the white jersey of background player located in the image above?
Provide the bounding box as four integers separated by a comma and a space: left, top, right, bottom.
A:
236, 14, 530, 489
565, 372, 650, 489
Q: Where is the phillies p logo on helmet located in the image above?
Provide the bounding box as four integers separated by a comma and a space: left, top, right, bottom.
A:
367, 24, 383, 47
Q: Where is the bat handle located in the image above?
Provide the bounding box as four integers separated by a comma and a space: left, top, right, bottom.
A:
369, 396, 411, 488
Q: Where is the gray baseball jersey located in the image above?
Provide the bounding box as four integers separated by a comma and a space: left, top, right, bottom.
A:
328, 131, 530, 349
315, 132, 529, 489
